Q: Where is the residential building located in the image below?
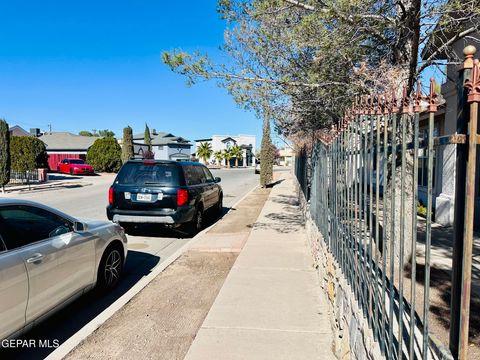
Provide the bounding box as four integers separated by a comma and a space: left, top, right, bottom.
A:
194, 134, 256, 167
8, 125, 33, 137
132, 130, 192, 161
421, 26, 480, 226
278, 147, 293, 166
38, 132, 98, 170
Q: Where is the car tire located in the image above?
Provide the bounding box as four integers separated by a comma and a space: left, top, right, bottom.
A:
216, 194, 223, 216
186, 206, 203, 236
96, 244, 124, 292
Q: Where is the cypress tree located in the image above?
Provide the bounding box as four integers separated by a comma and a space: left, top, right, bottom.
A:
122, 126, 134, 162
260, 114, 273, 187
144, 123, 152, 150
0, 119, 10, 193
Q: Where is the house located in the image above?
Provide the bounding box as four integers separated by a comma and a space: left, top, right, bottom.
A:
278, 147, 293, 166
420, 21, 480, 226
194, 134, 256, 167
38, 132, 98, 171
8, 125, 34, 137
132, 130, 192, 161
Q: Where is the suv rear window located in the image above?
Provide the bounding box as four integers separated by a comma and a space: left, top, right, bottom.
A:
116, 163, 180, 186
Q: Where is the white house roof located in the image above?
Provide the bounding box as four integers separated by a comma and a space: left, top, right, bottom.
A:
132, 130, 191, 146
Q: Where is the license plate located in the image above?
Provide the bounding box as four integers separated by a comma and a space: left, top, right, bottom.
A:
136, 193, 152, 202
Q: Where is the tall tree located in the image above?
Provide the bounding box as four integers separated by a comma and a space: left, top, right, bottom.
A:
144, 123, 152, 150
260, 114, 273, 186
122, 126, 134, 163
163, 0, 479, 139
98, 129, 115, 137
0, 119, 11, 193
231, 144, 243, 168
214, 150, 224, 166
197, 142, 213, 164
223, 148, 233, 168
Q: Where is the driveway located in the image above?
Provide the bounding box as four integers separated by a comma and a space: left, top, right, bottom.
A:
0, 167, 258, 359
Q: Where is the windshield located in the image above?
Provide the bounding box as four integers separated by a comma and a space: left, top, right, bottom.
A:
69, 159, 85, 164
116, 163, 179, 186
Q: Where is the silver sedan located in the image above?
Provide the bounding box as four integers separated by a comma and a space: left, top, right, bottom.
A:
0, 198, 128, 341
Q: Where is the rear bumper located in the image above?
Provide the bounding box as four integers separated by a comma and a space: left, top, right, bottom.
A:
112, 214, 175, 224
107, 206, 194, 225
72, 169, 94, 174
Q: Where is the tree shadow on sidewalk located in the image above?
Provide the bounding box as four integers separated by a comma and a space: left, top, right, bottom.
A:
250, 194, 304, 233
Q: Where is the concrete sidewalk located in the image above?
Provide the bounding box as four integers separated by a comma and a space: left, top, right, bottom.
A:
185, 172, 335, 360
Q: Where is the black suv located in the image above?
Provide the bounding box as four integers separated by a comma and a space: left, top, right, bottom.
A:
107, 160, 223, 234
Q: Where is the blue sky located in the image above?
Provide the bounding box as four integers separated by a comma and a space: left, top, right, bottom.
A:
0, 1, 263, 147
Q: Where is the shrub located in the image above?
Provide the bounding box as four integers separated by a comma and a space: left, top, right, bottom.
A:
0, 119, 10, 191
10, 136, 48, 171
417, 201, 427, 218
122, 126, 134, 162
143, 149, 155, 159
87, 137, 122, 173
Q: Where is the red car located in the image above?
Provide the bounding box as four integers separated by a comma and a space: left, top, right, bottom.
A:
57, 158, 95, 175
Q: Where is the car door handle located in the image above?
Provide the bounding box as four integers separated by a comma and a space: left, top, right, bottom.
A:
26, 253, 43, 264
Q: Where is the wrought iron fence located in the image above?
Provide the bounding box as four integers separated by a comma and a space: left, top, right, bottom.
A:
8, 169, 41, 185
295, 49, 480, 360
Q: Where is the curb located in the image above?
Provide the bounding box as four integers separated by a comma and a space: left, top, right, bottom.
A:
46, 183, 260, 360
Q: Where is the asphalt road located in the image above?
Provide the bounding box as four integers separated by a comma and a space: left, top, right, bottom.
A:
1, 167, 259, 359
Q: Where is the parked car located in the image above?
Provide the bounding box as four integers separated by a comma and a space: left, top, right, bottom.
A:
57, 158, 94, 175
0, 198, 128, 341
107, 160, 223, 235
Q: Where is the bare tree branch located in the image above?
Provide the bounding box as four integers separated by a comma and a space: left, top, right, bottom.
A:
283, 0, 315, 11
417, 26, 479, 75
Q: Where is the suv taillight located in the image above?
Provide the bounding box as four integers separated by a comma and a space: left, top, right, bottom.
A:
177, 189, 188, 207
109, 186, 114, 205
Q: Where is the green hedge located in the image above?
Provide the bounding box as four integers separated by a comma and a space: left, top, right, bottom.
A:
10, 136, 48, 171
87, 137, 122, 173
0, 120, 10, 188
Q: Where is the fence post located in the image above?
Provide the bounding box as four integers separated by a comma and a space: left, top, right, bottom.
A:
450, 45, 476, 359
458, 53, 480, 360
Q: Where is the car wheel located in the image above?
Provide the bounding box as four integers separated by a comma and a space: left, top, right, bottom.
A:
186, 206, 203, 236
216, 194, 223, 215
97, 245, 123, 291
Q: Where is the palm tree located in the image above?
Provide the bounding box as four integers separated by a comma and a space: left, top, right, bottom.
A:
223, 148, 233, 168
230, 144, 243, 168
213, 150, 223, 166
197, 142, 213, 164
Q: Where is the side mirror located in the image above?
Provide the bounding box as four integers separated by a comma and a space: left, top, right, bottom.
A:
74, 222, 88, 233
214, 177, 221, 183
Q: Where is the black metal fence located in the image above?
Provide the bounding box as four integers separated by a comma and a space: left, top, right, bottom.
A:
295, 50, 479, 360
8, 169, 42, 185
